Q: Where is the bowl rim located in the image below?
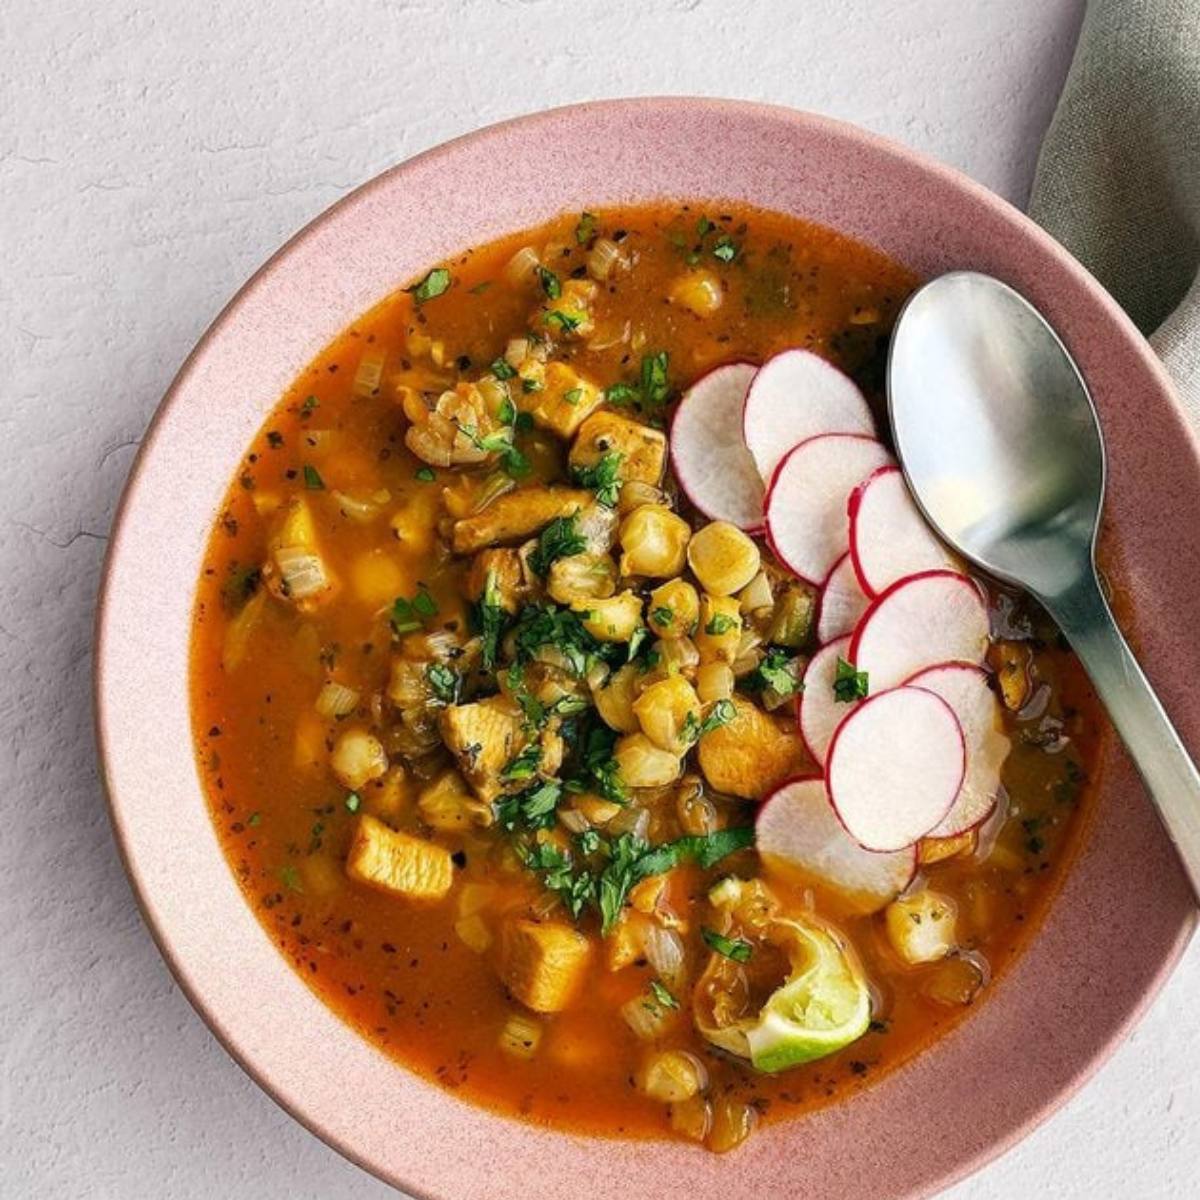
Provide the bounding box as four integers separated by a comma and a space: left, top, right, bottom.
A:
94, 96, 1199, 1200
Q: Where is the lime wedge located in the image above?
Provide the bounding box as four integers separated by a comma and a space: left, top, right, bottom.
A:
744, 921, 870, 1073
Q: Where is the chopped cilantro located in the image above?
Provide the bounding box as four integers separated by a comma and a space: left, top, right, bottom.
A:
543, 309, 582, 335
408, 267, 451, 303
833, 657, 869, 703
574, 211, 597, 244
414, 466, 436, 482
518, 840, 593, 918
696, 698, 736, 739
605, 382, 639, 407
279, 864, 304, 894
456, 421, 531, 480
527, 515, 587, 576
299, 394, 319, 415
696, 216, 716, 237
562, 386, 584, 407
633, 826, 754, 877
521, 378, 543, 395
500, 741, 543, 783
512, 603, 600, 677
639, 351, 671, 408
247, 811, 262, 827
650, 979, 679, 1009
746, 647, 801, 698
391, 589, 437, 634
571, 450, 623, 507
702, 926, 753, 962
536, 265, 562, 299
302, 464, 324, 490
491, 357, 517, 381
425, 662, 460, 705
651, 606, 674, 628
712, 235, 738, 263
704, 612, 738, 636
344, 792, 361, 814
472, 568, 507, 671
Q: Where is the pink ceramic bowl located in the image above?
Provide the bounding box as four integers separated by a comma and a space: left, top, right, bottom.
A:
96, 99, 1200, 1199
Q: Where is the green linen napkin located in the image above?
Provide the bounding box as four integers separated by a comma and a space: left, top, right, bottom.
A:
1030, 0, 1200, 422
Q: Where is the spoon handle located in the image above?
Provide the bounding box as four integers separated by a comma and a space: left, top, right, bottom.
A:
1048, 571, 1200, 900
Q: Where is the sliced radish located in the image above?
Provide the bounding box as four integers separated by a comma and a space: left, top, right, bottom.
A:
905, 664, 1010, 837
765, 434, 893, 583
850, 570, 989, 692
827, 686, 965, 852
670, 362, 763, 530
757, 777, 916, 914
849, 466, 958, 596
798, 636, 857, 766
743, 349, 875, 484
817, 552, 870, 643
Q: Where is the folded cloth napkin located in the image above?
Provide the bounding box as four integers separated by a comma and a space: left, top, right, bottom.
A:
1030, 0, 1200, 421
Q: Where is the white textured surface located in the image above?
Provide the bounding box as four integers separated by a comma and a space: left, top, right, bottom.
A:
2, 1, 1197, 1196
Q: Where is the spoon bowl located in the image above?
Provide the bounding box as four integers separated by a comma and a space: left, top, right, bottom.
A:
889, 270, 1200, 897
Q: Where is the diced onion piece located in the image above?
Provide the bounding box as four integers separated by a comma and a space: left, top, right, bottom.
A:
738, 570, 773, 614
587, 237, 623, 281
621, 993, 677, 1041
332, 490, 384, 524
504, 337, 529, 368
274, 546, 329, 600
643, 924, 686, 990
352, 348, 387, 398
696, 662, 734, 704
499, 1012, 542, 1058
315, 680, 360, 718
637, 1050, 707, 1102
504, 246, 540, 285
670, 1096, 712, 1142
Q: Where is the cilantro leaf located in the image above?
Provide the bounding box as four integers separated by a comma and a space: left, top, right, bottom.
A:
407, 267, 451, 303
833, 657, 870, 703
425, 662, 460, 705
571, 450, 623, 508
702, 926, 753, 962
527, 515, 587, 576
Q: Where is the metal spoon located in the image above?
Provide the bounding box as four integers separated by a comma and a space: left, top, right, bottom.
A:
888, 270, 1200, 898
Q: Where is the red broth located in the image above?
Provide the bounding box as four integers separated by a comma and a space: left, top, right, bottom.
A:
191, 203, 1103, 1150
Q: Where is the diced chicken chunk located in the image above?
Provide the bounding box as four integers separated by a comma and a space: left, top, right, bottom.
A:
697, 695, 808, 800
465, 547, 531, 613
452, 486, 591, 554
345, 815, 453, 901
520, 362, 604, 439
885, 891, 958, 964
501, 918, 592, 1012
438, 695, 523, 803
569, 410, 667, 486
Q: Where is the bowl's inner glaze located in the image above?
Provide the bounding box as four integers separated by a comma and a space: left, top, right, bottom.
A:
97, 101, 1199, 1200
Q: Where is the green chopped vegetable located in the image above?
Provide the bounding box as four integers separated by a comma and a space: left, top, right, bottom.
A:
833, 657, 869, 703
500, 740, 543, 783
473, 568, 506, 670
562, 387, 584, 407
633, 826, 754, 877
712, 235, 738, 263
639, 350, 671, 408
747, 647, 801, 698
491, 357, 517, 381
408, 266, 451, 303
536, 265, 562, 299
302, 464, 324, 491
425, 662, 460, 705
543, 309, 582, 335
704, 612, 738, 636
279, 864, 304, 894
605, 382, 639, 407
650, 980, 679, 1010
574, 211, 597, 244
651, 605, 674, 628
527, 515, 587, 576
498, 779, 563, 833
344, 793, 361, 814
702, 926, 753, 963
571, 450, 623, 508
414, 466, 436, 482
391, 589, 437, 634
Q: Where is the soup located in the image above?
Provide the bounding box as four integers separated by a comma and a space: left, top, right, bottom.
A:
191, 203, 1101, 1152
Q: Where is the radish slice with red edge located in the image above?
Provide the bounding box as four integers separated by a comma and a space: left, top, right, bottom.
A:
798, 636, 857, 766
743, 349, 876, 484
757, 776, 916, 914
817, 552, 870, 643
827, 685, 965, 852
765, 433, 893, 583
849, 465, 958, 596
850, 569, 989, 692
905, 663, 1010, 837
670, 362, 764, 530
